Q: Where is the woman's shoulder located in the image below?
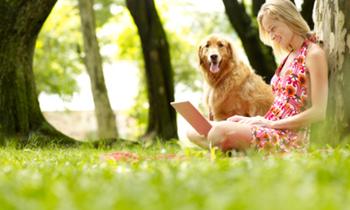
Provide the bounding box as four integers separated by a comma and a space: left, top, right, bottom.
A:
307, 42, 326, 58
305, 42, 328, 72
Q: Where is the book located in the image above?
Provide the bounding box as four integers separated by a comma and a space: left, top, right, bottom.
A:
170, 101, 212, 136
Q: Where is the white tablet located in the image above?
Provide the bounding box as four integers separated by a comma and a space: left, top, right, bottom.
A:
170, 101, 212, 136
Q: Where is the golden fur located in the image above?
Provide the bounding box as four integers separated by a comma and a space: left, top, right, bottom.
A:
198, 34, 274, 120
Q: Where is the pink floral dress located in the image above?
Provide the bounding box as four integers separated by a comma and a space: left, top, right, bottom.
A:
251, 39, 312, 152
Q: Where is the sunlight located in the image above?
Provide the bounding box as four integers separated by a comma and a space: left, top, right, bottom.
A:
39, 61, 139, 111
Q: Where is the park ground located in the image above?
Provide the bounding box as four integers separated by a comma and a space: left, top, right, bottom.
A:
1, 142, 350, 210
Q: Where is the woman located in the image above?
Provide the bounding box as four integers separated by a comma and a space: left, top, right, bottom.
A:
187, 0, 328, 152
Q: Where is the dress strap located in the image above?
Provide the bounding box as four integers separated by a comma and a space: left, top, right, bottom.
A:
306, 32, 318, 44
276, 51, 293, 76
292, 39, 310, 74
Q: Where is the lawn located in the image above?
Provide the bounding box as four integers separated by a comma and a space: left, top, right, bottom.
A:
1, 142, 350, 210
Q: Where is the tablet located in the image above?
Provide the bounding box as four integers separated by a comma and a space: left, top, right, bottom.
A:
170, 101, 212, 136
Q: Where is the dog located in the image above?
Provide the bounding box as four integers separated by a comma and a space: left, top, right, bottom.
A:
198, 34, 274, 121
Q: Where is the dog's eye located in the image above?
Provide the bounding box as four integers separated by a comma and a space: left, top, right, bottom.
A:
218, 43, 224, 48
205, 44, 209, 48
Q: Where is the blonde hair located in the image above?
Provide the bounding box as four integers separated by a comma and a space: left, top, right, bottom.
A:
257, 0, 311, 57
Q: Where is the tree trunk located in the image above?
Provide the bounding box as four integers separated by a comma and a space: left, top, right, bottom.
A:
252, 0, 265, 17
223, 0, 277, 82
0, 0, 76, 146
126, 0, 177, 141
78, 0, 118, 140
313, 0, 350, 144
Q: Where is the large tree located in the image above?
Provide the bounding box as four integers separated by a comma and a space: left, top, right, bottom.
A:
126, 0, 177, 141
252, 0, 265, 17
78, 0, 118, 140
0, 0, 75, 145
222, 0, 277, 82
313, 0, 350, 144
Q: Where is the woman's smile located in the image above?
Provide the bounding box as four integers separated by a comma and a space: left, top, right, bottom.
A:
272, 35, 281, 44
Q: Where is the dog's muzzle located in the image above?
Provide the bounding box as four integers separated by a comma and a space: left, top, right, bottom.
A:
208, 53, 220, 73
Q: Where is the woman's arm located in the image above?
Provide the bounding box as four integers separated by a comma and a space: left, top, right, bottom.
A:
271, 44, 328, 129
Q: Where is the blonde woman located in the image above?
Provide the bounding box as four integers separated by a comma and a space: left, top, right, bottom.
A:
187, 0, 328, 152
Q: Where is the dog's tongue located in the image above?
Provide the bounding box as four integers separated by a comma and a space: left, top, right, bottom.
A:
210, 63, 220, 73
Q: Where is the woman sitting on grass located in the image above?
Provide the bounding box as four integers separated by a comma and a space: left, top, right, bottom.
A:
187, 0, 328, 153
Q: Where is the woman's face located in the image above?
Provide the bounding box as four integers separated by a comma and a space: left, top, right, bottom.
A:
262, 13, 294, 50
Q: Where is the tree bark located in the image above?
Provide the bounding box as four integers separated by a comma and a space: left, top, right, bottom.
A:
252, 0, 265, 17
313, 0, 350, 143
126, 0, 177, 141
0, 0, 76, 146
78, 0, 118, 140
223, 0, 277, 82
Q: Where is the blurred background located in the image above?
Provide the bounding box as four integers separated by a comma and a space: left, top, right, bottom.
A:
35, 0, 304, 142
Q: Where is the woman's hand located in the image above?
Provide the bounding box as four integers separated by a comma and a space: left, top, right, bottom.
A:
226, 115, 248, 122
227, 115, 273, 128
248, 116, 273, 127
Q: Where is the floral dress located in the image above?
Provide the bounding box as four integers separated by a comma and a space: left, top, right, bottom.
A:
251, 40, 312, 152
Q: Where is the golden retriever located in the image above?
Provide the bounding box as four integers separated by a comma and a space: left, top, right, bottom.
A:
198, 34, 274, 121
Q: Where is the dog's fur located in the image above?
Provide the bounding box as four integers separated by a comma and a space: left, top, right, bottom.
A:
198, 34, 274, 121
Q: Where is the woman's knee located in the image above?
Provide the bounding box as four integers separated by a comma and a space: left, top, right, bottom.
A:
207, 122, 252, 150
186, 128, 204, 142
186, 129, 195, 142
207, 124, 233, 146
185, 128, 209, 149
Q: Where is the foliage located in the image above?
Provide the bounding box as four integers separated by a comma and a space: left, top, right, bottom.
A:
125, 83, 149, 139
113, 15, 148, 138
34, 0, 83, 98
116, 21, 143, 64
33, 0, 125, 98
1, 143, 350, 210
93, 0, 125, 28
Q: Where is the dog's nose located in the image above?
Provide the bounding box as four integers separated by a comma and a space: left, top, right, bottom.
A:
210, 54, 218, 60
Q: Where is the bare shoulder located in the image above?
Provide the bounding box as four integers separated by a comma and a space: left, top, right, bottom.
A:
306, 43, 327, 62
305, 43, 327, 70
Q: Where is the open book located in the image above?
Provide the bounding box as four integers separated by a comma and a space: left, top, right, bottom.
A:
170, 101, 212, 136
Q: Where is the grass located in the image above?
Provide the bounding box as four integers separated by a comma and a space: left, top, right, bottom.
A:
1, 142, 350, 210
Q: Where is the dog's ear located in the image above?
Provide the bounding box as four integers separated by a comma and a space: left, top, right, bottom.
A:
226, 41, 234, 59
198, 44, 204, 65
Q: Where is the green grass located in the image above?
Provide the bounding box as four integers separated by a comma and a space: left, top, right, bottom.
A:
1, 143, 350, 210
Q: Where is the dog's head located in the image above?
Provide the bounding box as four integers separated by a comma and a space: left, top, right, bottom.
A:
198, 34, 235, 74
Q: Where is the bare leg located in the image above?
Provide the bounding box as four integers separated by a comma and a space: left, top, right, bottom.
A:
186, 126, 210, 149
207, 121, 253, 152
186, 121, 225, 149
